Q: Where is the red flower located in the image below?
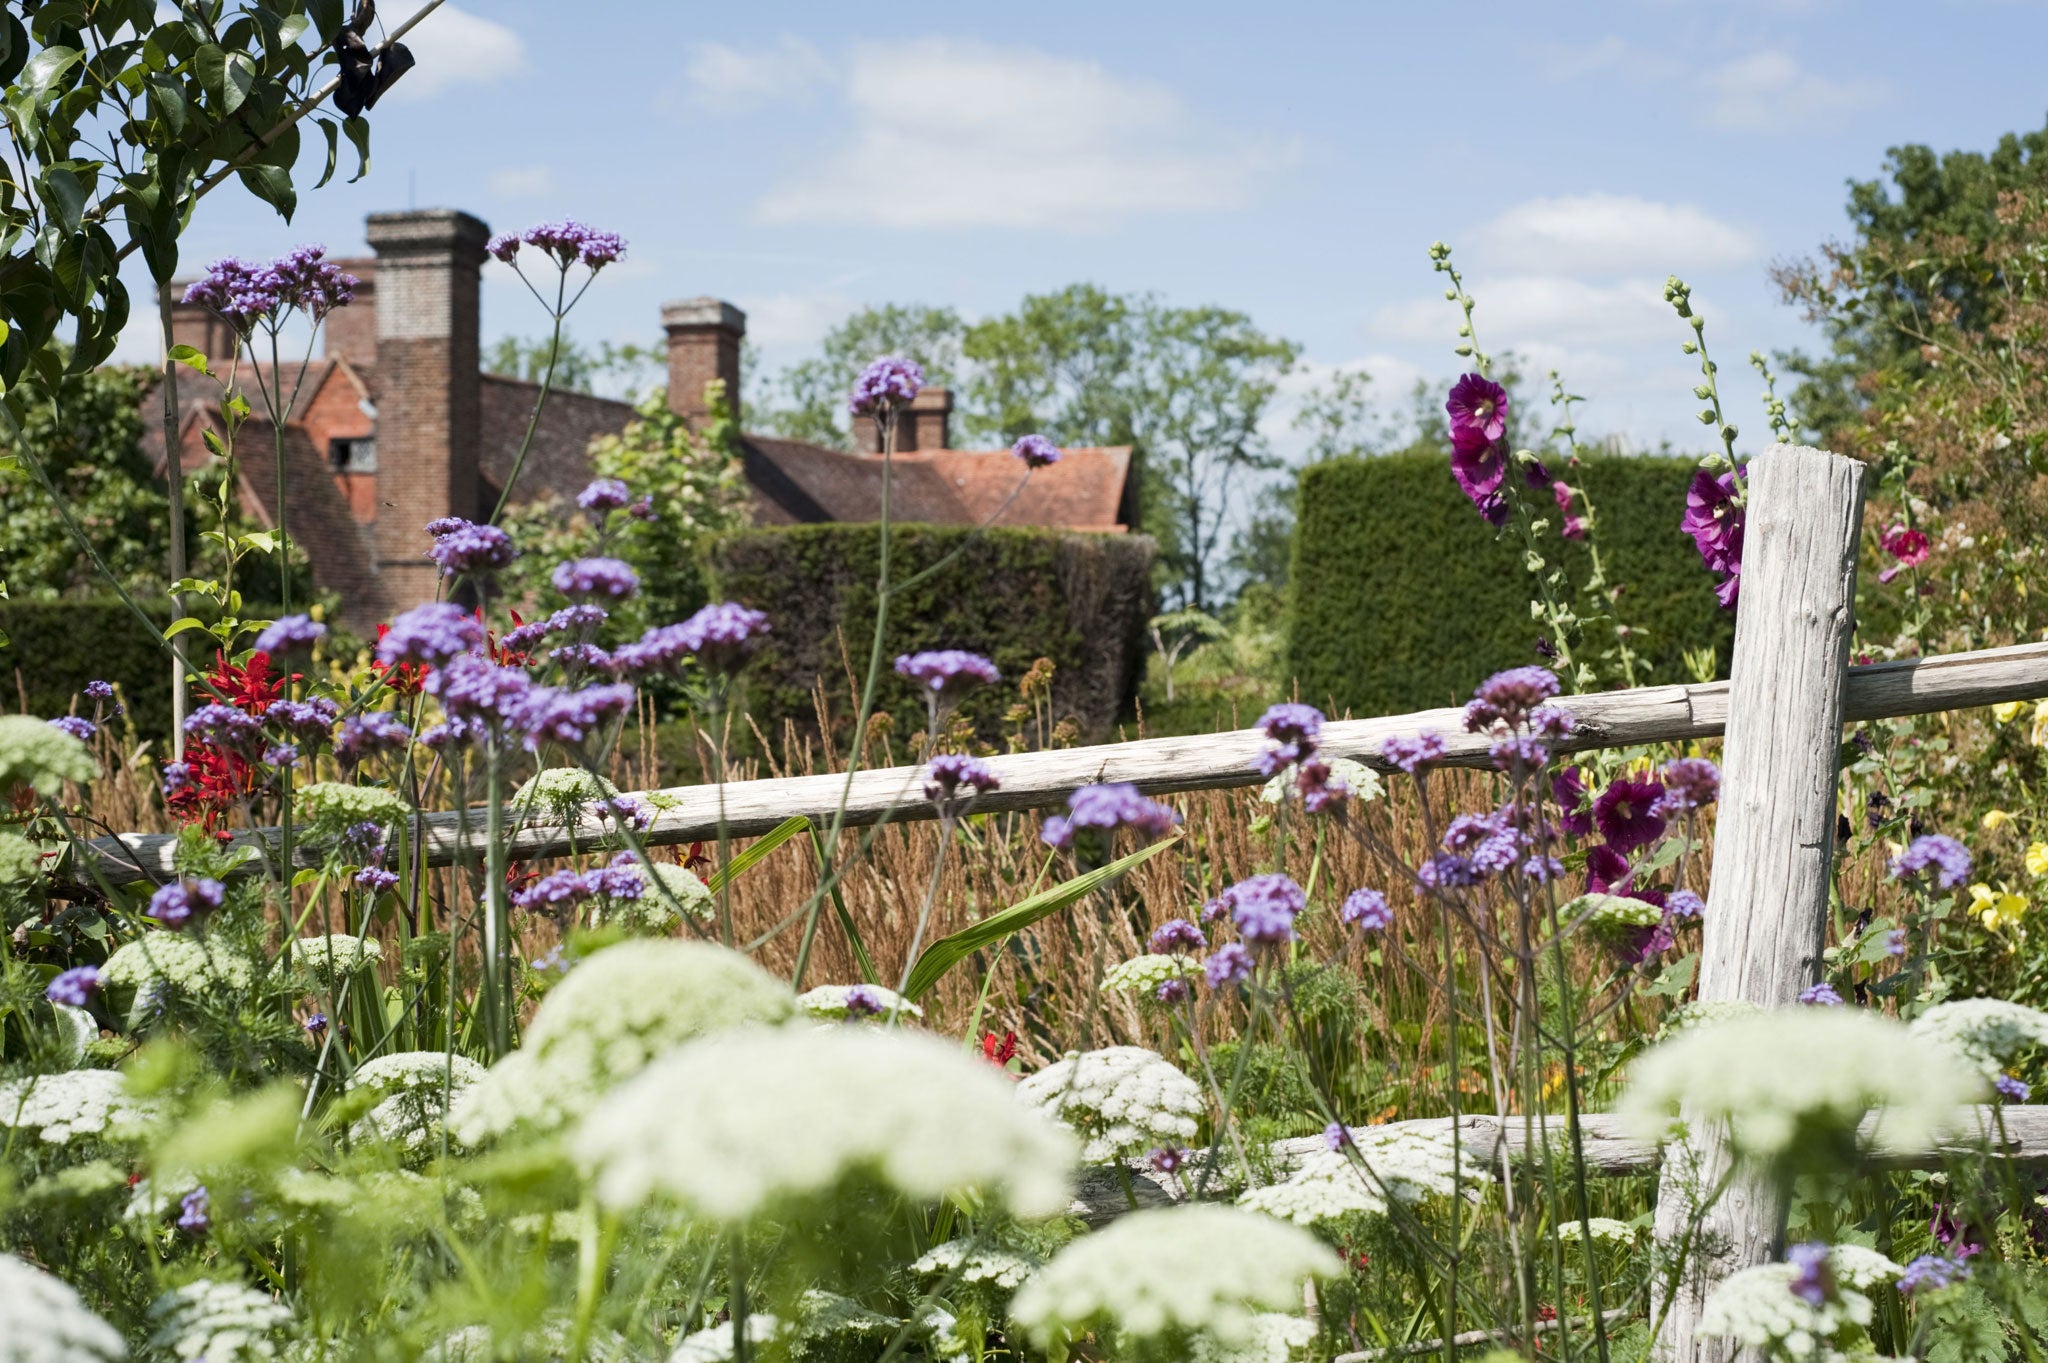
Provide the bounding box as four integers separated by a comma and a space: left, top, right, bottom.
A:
683, 841, 712, 875
163, 743, 263, 830
206, 650, 290, 715
483, 607, 533, 667
981, 1030, 1018, 1067
371, 624, 431, 696
1879, 524, 1931, 584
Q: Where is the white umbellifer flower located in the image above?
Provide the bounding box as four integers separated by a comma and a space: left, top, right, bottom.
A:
289, 934, 382, 981
1189, 1312, 1319, 1363
1015, 1046, 1206, 1163
1101, 954, 1200, 998
423, 1321, 633, 1362
1260, 757, 1380, 807
349, 1051, 485, 1156
574, 1025, 1076, 1223
1697, 1264, 1872, 1355
1659, 999, 1763, 1038
511, 767, 618, 814
0, 1070, 155, 1145
1619, 1008, 1982, 1161
296, 781, 408, 835
448, 940, 793, 1143
146, 1279, 292, 1362
911, 1239, 1037, 1289
607, 860, 714, 929
0, 1253, 126, 1362
1009, 1205, 1340, 1352
102, 933, 255, 1024
1909, 998, 2048, 1079
1827, 1244, 1905, 1290
1557, 1217, 1636, 1243
666, 1315, 786, 1363
796, 984, 924, 1022
1239, 1126, 1487, 1227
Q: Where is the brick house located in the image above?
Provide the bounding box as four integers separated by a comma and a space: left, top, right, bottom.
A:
149, 208, 1137, 632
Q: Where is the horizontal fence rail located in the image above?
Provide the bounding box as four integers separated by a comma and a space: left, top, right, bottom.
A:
1068, 1105, 2048, 1225
80, 640, 2048, 884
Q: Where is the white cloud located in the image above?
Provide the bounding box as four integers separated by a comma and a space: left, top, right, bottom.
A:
738, 290, 860, 348
1535, 35, 1660, 84
684, 36, 834, 111
488, 165, 555, 199
1700, 51, 1884, 131
1471, 194, 1763, 276
1374, 274, 1676, 350
753, 38, 1288, 231
388, 5, 527, 103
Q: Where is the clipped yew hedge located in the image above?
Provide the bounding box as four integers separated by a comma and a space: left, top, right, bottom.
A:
701, 524, 1156, 742
1285, 451, 1735, 717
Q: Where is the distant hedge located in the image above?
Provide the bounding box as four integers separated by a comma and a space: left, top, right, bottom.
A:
1285, 452, 1735, 716
702, 525, 1156, 742
0, 599, 180, 738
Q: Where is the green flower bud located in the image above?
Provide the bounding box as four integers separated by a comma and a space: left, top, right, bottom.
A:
1693, 385, 1712, 400
1457, 324, 1471, 337
1722, 425, 1739, 443
1454, 344, 1472, 357
1681, 341, 1698, 354
1698, 410, 1717, 425
1690, 315, 1706, 331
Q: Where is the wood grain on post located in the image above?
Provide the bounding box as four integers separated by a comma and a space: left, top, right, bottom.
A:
1651, 445, 1867, 1362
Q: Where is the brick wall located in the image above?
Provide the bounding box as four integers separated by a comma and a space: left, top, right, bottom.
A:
323, 258, 377, 366
365, 209, 489, 609
662, 297, 744, 432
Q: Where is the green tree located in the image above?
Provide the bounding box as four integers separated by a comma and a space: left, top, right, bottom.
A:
1292, 367, 1390, 463
1775, 116, 2048, 442
754, 304, 965, 449
485, 332, 664, 400
960, 284, 1144, 448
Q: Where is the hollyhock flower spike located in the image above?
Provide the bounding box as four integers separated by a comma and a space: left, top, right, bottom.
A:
848, 356, 925, 416
1879, 524, 1930, 584
1682, 470, 1744, 573
1445, 373, 1509, 452
1013, 434, 1061, 467
1594, 775, 1668, 853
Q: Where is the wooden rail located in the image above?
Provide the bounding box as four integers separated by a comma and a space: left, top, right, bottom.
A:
1067, 1106, 2048, 1225
80, 639, 2048, 883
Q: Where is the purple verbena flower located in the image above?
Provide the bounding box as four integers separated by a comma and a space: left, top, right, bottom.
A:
1995, 1074, 2030, 1103
1216, 873, 1306, 947
517, 682, 635, 750
267, 698, 338, 747
1417, 854, 1479, 890
263, 743, 298, 768
83, 680, 115, 700
48, 716, 97, 743
1464, 666, 1560, 730
148, 877, 225, 930
1204, 943, 1254, 990
1294, 757, 1351, 814
512, 219, 626, 270
1340, 888, 1392, 932
924, 753, 1001, 804
1324, 1122, 1355, 1151
254, 613, 326, 658
1040, 782, 1180, 849
1381, 730, 1447, 775
425, 516, 470, 538
184, 703, 263, 751
46, 965, 102, 1007
428, 655, 534, 730
425, 521, 517, 577
895, 650, 1000, 697
379, 602, 484, 668
1786, 1242, 1834, 1307
1899, 1253, 1970, 1296
184, 257, 280, 332
1891, 834, 1972, 890
1798, 982, 1844, 1007
552, 557, 640, 601
1666, 889, 1706, 922
844, 984, 884, 1018
1149, 918, 1207, 954
849, 356, 925, 416
336, 711, 412, 764
1013, 434, 1061, 468
355, 867, 399, 894
577, 478, 631, 512
1253, 702, 1323, 776
1148, 1145, 1189, 1174
1656, 757, 1720, 814
177, 1186, 211, 1236
267, 244, 357, 321
1593, 776, 1668, 853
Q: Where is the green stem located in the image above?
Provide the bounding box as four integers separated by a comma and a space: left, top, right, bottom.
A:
489, 271, 569, 525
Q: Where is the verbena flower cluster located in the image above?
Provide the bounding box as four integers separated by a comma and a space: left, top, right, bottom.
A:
1041, 782, 1180, 849
485, 219, 626, 270
184, 244, 358, 331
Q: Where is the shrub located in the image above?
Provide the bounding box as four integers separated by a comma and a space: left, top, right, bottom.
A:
701, 524, 1155, 741
0, 600, 180, 736
1285, 451, 1735, 716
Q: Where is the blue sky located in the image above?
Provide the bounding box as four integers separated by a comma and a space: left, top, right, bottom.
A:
127, 0, 2048, 455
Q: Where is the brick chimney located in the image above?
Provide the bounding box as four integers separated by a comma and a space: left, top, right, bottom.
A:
854, 385, 952, 454
322, 257, 378, 366
162, 283, 238, 369
662, 298, 744, 432
364, 209, 489, 609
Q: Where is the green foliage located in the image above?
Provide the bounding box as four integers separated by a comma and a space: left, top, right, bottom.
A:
1285, 451, 1733, 716
484, 331, 664, 400
754, 304, 966, 449
701, 523, 1155, 741
0, 599, 180, 736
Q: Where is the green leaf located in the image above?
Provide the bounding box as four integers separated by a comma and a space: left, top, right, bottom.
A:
168, 344, 212, 376
903, 834, 1182, 1000
312, 118, 338, 190
21, 45, 83, 98
1645, 952, 1696, 999
163, 616, 209, 639
221, 50, 255, 114
41, 167, 87, 233
341, 115, 370, 183
706, 814, 812, 893
237, 164, 294, 221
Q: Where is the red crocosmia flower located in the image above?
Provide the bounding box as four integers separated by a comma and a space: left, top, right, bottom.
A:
482, 607, 533, 667
505, 862, 540, 895
683, 841, 712, 875
164, 743, 263, 830
206, 650, 291, 715
371, 624, 431, 696
981, 1031, 1019, 1067
1593, 776, 1668, 853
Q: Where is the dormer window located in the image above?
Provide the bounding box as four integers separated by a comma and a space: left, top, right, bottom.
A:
329, 436, 377, 473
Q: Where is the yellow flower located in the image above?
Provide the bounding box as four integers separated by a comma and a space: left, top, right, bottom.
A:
1995, 701, 2025, 724
1984, 809, 2014, 833
2032, 700, 2048, 747
2029, 843, 2048, 878
1970, 883, 2030, 932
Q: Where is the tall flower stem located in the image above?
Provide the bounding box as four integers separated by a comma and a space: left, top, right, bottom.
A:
482, 742, 511, 1059
489, 268, 570, 525
157, 282, 192, 757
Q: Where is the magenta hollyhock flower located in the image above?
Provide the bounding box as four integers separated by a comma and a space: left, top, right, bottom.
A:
1445, 373, 1508, 452
1714, 564, 1741, 609
1551, 767, 1593, 837
1593, 776, 1668, 852
1879, 525, 1931, 584
1682, 471, 1744, 572
1585, 843, 1633, 896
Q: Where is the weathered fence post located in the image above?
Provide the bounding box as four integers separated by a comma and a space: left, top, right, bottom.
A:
1651, 444, 1867, 1361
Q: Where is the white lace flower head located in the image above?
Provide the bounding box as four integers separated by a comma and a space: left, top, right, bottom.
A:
0, 1069, 156, 1145
606, 861, 714, 929
0, 1253, 126, 1362
796, 983, 923, 1022
1260, 756, 1380, 807
911, 1239, 1038, 1290
665, 1314, 786, 1363
146, 1279, 292, 1362
1239, 1125, 1489, 1227
1101, 954, 1201, 999
573, 1024, 1076, 1223
1015, 1046, 1206, 1163
1188, 1312, 1320, 1363
1658, 998, 1763, 1038
350, 1051, 486, 1156
1557, 1216, 1637, 1244
102, 933, 255, 1025
511, 767, 618, 816
1697, 1256, 1887, 1355
1619, 1008, 1982, 1162
1908, 998, 2048, 1079
1008, 1205, 1340, 1352
448, 940, 793, 1143
289, 934, 382, 981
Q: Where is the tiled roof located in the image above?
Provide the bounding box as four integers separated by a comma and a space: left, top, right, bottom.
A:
478, 374, 638, 507
234, 420, 388, 627
741, 440, 1133, 531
